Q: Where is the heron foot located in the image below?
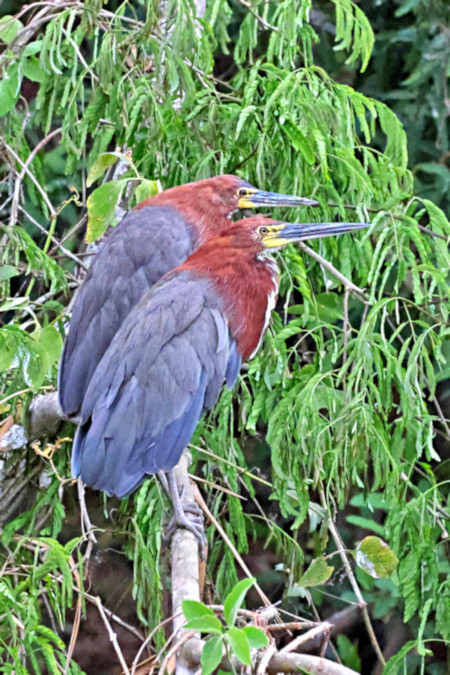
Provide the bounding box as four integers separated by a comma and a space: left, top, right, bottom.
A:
165, 508, 207, 554
161, 470, 207, 556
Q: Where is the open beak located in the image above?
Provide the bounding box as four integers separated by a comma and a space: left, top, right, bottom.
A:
239, 190, 319, 209
264, 221, 369, 248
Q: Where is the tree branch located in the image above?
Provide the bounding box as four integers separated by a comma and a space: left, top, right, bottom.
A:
181, 636, 360, 674
319, 487, 386, 667
171, 452, 202, 675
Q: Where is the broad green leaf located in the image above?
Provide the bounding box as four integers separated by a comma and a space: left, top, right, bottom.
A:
223, 578, 254, 628
0, 65, 19, 117
201, 636, 223, 675
0, 15, 23, 43
23, 342, 47, 392
0, 266, 19, 282
355, 536, 398, 579
85, 180, 127, 242
182, 600, 216, 621
241, 626, 269, 649
135, 179, 159, 204
184, 616, 223, 634
23, 40, 43, 56
22, 56, 45, 83
298, 557, 334, 588
87, 153, 130, 188
39, 325, 63, 365
226, 627, 251, 666
336, 634, 361, 672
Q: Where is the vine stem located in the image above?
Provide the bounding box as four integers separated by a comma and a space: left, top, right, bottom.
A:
318, 487, 386, 666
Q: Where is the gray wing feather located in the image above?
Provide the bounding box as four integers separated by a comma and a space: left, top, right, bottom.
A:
59, 206, 195, 418
72, 273, 241, 497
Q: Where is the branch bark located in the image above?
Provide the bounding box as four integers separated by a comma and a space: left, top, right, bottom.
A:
181, 636, 360, 675
171, 452, 202, 675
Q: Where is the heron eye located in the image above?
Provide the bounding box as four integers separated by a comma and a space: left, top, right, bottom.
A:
238, 188, 248, 197
259, 226, 269, 236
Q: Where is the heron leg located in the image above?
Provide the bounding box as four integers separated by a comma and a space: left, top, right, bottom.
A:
163, 470, 207, 552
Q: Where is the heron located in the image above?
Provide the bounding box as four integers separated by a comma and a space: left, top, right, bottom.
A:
58, 175, 318, 420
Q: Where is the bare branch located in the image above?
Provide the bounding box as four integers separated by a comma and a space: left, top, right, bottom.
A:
181, 636, 361, 674
10, 128, 61, 227
194, 485, 273, 609
297, 241, 368, 301
319, 488, 386, 667
171, 453, 202, 675
95, 596, 131, 675
279, 621, 333, 654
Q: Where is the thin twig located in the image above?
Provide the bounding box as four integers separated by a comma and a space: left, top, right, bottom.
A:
256, 642, 277, 675
319, 488, 385, 666
81, 590, 144, 642
77, 479, 97, 544
95, 596, 131, 675
236, 0, 278, 31
1, 140, 56, 220
297, 241, 368, 301
157, 630, 195, 675
279, 622, 332, 654
17, 204, 88, 270
194, 485, 273, 609
131, 613, 182, 674
188, 472, 246, 500
10, 128, 61, 226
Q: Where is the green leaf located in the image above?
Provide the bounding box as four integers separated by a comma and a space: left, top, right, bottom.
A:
201, 636, 223, 675
282, 119, 315, 164
87, 152, 130, 188
336, 634, 361, 671
182, 600, 216, 621
86, 180, 127, 242
184, 616, 224, 634
346, 515, 385, 537
0, 265, 19, 282
22, 56, 45, 83
355, 536, 398, 579
241, 626, 269, 649
0, 65, 19, 117
297, 557, 334, 588
39, 324, 63, 365
383, 640, 418, 675
0, 15, 23, 43
135, 179, 159, 205
226, 627, 251, 666
223, 578, 254, 628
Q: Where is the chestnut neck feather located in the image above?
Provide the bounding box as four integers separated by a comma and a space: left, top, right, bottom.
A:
135, 177, 242, 244
179, 241, 279, 360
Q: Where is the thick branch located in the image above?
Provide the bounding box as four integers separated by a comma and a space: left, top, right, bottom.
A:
181, 637, 360, 675
171, 452, 201, 675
